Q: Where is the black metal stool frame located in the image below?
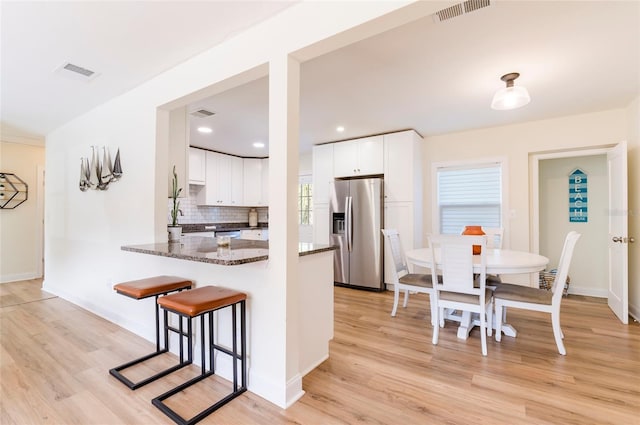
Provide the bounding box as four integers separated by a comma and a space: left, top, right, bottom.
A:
109, 287, 192, 390
152, 299, 247, 425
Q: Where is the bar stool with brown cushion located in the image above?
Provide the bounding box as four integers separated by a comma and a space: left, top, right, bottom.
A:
152, 285, 247, 425
109, 275, 193, 389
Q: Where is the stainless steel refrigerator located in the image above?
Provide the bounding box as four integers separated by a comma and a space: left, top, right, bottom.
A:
329, 178, 384, 291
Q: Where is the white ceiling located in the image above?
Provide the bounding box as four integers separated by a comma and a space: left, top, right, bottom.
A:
0, 1, 296, 140
2, 1, 639, 157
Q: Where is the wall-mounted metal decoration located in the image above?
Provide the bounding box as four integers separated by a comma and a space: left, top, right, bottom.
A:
80, 146, 122, 191
569, 168, 587, 222
0, 173, 28, 209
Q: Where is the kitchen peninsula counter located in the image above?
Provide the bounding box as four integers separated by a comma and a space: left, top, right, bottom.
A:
120, 234, 335, 407
121, 236, 336, 265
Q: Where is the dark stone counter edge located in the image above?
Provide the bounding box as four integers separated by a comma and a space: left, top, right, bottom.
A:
121, 244, 337, 266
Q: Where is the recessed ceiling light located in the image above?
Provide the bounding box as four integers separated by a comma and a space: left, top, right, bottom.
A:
336, 126, 345, 132
253, 142, 265, 148
197, 127, 213, 134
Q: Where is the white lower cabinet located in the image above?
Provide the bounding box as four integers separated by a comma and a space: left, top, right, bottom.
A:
240, 229, 268, 240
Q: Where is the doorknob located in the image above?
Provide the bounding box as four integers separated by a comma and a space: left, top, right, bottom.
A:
627, 237, 635, 243
612, 236, 623, 243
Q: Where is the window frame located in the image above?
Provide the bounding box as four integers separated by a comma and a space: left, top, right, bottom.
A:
431, 157, 509, 246
298, 174, 313, 226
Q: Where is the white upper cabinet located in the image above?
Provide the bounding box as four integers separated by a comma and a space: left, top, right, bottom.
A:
333, 135, 383, 178
230, 155, 244, 206
383, 130, 422, 203
197, 151, 243, 206
243, 158, 262, 206
188, 147, 206, 185
312, 143, 334, 204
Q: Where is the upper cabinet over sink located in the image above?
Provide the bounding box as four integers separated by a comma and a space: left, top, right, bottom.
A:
192, 147, 268, 207
333, 135, 383, 178
196, 151, 243, 206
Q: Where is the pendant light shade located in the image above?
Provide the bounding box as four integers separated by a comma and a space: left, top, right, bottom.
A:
491, 72, 530, 110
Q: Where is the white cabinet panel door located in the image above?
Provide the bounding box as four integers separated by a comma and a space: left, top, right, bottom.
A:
230, 156, 243, 206
333, 135, 383, 177
313, 203, 330, 244
384, 131, 421, 203
188, 147, 206, 185
243, 158, 262, 206
261, 158, 269, 206
384, 202, 415, 286
333, 140, 359, 177
312, 144, 334, 204
358, 136, 384, 176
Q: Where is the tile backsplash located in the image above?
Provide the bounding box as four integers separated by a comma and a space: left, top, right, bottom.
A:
168, 186, 268, 225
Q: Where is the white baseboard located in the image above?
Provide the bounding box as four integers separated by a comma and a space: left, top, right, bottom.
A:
1, 271, 41, 284
567, 286, 607, 298
628, 302, 639, 323
42, 279, 156, 344
285, 374, 305, 408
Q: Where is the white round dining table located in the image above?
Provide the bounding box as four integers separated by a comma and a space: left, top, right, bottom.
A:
404, 248, 549, 340
405, 248, 549, 275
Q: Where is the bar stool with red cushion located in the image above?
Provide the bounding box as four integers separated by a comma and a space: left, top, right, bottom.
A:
109, 275, 193, 389
152, 285, 247, 425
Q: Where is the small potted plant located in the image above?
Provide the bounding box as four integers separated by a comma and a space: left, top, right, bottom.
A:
168, 165, 183, 242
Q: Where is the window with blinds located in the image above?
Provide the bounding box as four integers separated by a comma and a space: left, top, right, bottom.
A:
437, 164, 502, 234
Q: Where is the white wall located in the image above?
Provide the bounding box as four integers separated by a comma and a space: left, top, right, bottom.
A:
423, 108, 634, 288
539, 155, 608, 296
42, 0, 439, 408
625, 97, 639, 319
0, 141, 45, 282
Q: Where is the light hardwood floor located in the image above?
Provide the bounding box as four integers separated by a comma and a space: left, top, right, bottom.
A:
1, 279, 638, 424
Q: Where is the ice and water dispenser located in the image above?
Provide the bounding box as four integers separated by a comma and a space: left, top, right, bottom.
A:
332, 213, 345, 235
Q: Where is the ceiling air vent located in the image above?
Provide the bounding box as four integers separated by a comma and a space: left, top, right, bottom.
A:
54, 62, 99, 81
190, 109, 216, 118
433, 0, 491, 22
464, 0, 491, 13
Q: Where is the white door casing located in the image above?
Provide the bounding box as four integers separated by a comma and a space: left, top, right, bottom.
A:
607, 141, 629, 324
531, 142, 629, 323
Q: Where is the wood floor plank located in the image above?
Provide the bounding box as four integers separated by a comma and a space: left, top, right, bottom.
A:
1, 280, 639, 424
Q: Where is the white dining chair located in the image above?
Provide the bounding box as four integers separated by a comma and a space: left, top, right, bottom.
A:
482, 227, 504, 285
483, 227, 504, 249
382, 229, 436, 325
494, 231, 581, 355
428, 234, 493, 356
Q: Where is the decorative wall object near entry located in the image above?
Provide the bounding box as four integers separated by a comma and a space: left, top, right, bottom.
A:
569, 168, 587, 222
79, 146, 122, 191
0, 172, 28, 209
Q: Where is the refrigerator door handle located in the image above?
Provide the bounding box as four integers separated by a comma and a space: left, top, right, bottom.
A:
346, 196, 353, 252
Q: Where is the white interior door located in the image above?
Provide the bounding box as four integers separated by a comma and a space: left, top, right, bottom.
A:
607, 141, 629, 324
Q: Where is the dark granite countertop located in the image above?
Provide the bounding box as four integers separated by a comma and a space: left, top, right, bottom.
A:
181, 223, 268, 234
121, 236, 336, 266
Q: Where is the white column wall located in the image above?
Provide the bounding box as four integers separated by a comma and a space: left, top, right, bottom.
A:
268, 54, 302, 405
42, 0, 441, 408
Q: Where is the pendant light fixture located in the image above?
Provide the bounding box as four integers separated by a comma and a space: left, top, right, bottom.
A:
491, 72, 531, 110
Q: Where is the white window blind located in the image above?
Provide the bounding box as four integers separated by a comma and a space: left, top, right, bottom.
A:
437, 164, 502, 234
